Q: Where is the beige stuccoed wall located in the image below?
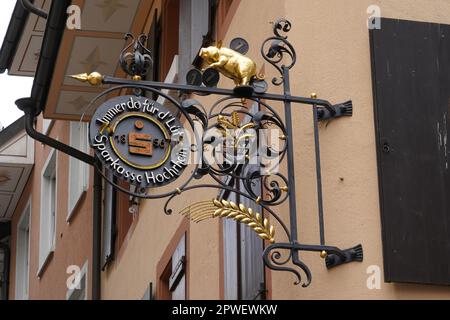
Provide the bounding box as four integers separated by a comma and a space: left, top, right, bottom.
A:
101, 0, 450, 300
9, 117, 94, 300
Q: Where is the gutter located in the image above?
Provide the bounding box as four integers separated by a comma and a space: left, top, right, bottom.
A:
0, 1, 30, 74
30, 0, 71, 115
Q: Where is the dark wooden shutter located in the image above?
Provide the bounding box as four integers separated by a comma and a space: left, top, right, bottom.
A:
147, 9, 160, 83
370, 18, 450, 285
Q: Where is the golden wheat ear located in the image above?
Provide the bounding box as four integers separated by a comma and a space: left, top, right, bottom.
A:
178, 199, 276, 244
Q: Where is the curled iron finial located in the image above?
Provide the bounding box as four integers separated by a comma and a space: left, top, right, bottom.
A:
273, 18, 292, 39
119, 33, 153, 78
263, 243, 312, 287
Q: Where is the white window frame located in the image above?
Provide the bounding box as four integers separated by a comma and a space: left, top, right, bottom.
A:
42, 119, 54, 135
170, 235, 186, 300
15, 197, 31, 300
157, 55, 179, 108
66, 261, 88, 300
67, 121, 89, 222
38, 148, 57, 276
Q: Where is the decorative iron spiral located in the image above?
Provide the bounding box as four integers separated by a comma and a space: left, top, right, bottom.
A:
261, 18, 297, 86
263, 243, 312, 287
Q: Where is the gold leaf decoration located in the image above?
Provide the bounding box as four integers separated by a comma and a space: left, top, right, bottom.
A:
231, 111, 241, 127
178, 199, 276, 244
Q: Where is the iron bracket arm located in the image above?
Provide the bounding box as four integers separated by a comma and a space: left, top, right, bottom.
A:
101, 76, 340, 114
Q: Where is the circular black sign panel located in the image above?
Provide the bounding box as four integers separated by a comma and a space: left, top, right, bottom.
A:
230, 37, 249, 55
90, 95, 188, 188
186, 68, 203, 86
202, 68, 220, 87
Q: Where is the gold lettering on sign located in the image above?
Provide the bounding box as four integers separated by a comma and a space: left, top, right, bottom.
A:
129, 133, 153, 156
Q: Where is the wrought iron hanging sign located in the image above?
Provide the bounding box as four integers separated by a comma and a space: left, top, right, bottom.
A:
71, 19, 362, 287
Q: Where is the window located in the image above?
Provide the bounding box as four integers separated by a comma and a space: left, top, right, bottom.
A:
222, 182, 265, 300
178, 0, 210, 81
156, 55, 179, 110
146, 9, 161, 84
115, 180, 134, 252
15, 199, 31, 300
158, 235, 186, 300
150, 0, 211, 84
371, 18, 450, 285
160, 0, 180, 80
66, 261, 88, 300
216, 0, 239, 40
67, 121, 89, 221
157, 221, 188, 300
101, 176, 135, 270
217, 0, 234, 26
39, 149, 57, 276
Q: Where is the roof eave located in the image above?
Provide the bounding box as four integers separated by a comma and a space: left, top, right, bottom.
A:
0, 1, 30, 74
0, 116, 25, 148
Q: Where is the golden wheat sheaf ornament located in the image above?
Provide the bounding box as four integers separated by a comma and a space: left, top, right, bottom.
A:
179, 199, 275, 243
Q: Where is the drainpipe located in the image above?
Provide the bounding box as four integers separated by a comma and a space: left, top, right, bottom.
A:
16, 97, 102, 300
17, 98, 95, 165
0, 243, 10, 300
92, 160, 102, 300
20, 0, 48, 19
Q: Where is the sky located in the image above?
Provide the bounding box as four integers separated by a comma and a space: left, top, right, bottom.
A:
0, 1, 34, 128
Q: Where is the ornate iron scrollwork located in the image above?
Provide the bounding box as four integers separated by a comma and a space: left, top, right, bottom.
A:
261, 18, 297, 86
119, 33, 153, 79
71, 18, 362, 287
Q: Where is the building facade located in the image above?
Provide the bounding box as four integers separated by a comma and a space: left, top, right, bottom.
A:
1, 0, 450, 300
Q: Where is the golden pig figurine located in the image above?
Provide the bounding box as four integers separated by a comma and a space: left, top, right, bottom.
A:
199, 43, 259, 86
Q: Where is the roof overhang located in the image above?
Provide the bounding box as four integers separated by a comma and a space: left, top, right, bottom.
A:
0, 117, 34, 221
42, 0, 154, 121
0, 0, 50, 76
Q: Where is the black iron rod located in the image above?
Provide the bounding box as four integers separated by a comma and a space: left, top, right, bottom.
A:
312, 102, 325, 245
265, 242, 347, 259
102, 76, 336, 113
282, 67, 298, 243
92, 158, 102, 300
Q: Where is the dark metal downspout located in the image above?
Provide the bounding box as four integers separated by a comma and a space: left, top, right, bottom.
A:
92, 160, 102, 300
16, 98, 102, 300
20, 0, 48, 19
17, 98, 95, 165
0, 243, 10, 300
